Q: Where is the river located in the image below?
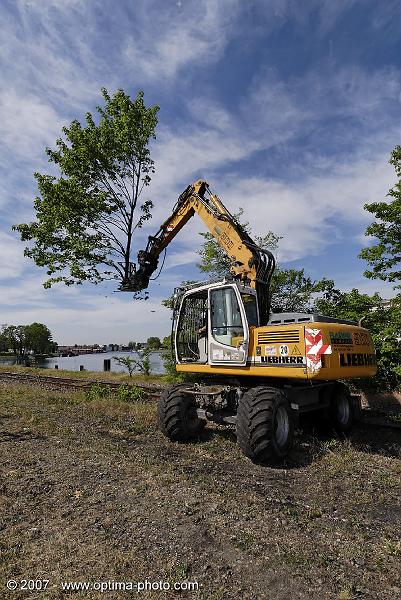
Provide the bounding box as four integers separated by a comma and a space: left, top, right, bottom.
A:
0, 351, 166, 375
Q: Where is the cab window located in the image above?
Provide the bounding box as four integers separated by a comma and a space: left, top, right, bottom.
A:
241, 293, 258, 326
210, 287, 244, 347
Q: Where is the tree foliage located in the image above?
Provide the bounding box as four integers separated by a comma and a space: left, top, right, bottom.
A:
14, 89, 159, 289
162, 335, 171, 348
24, 322, 54, 354
270, 271, 333, 313
0, 322, 54, 355
128, 340, 141, 350
360, 146, 401, 285
160, 335, 187, 383
315, 288, 401, 390
146, 336, 162, 350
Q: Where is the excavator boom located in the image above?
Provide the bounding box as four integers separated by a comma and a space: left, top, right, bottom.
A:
122, 180, 275, 325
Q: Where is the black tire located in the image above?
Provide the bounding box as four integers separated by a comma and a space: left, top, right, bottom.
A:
157, 384, 205, 442
236, 386, 294, 463
329, 383, 355, 434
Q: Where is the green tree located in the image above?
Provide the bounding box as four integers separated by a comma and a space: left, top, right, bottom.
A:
128, 341, 142, 350
315, 288, 401, 390
24, 322, 53, 354
14, 326, 26, 355
162, 335, 171, 348
2, 325, 18, 354
160, 335, 188, 382
1, 324, 17, 354
146, 336, 161, 350
360, 146, 401, 286
270, 270, 335, 313
0, 325, 9, 353
0, 325, 25, 355
14, 89, 159, 289
0, 323, 55, 355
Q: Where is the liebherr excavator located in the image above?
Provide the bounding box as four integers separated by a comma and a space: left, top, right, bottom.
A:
125, 180, 376, 462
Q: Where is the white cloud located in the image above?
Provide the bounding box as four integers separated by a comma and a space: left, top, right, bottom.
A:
316, 0, 360, 35
165, 249, 199, 269
242, 65, 401, 146
0, 286, 172, 344
123, 0, 242, 82
333, 271, 397, 299
203, 145, 397, 262
0, 90, 63, 160
0, 271, 172, 343
0, 232, 29, 279
0, 3, 102, 110
137, 62, 401, 264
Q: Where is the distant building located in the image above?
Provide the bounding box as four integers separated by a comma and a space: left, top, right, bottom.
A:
106, 344, 119, 352
57, 345, 104, 356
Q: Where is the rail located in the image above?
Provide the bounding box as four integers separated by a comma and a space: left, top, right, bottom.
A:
0, 371, 164, 397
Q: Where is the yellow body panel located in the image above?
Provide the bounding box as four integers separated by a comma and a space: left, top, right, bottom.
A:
176, 363, 310, 378
176, 322, 377, 381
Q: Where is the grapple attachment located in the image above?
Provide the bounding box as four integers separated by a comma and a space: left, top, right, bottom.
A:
119, 250, 159, 292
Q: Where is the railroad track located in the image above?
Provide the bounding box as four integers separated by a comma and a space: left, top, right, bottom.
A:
0, 371, 399, 429
0, 371, 165, 396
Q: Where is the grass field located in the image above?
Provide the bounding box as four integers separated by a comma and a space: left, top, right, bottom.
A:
0, 382, 400, 599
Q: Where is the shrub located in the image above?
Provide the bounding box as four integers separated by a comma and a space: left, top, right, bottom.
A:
85, 383, 110, 401
117, 384, 145, 402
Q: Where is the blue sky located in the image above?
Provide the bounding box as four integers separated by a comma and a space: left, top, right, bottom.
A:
1, 0, 401, 344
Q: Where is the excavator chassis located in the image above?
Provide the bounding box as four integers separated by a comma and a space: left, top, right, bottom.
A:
157, 378, 362, 463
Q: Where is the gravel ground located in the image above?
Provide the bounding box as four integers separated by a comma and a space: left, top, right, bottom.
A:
0, 383, 400, 599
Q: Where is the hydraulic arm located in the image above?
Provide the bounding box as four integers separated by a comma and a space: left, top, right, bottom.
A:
122, 180, 275, 325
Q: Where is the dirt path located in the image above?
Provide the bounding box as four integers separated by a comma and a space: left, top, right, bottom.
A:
0, 383, 400, 599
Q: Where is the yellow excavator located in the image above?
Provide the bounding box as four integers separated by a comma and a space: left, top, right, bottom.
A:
124, 180, 376, 462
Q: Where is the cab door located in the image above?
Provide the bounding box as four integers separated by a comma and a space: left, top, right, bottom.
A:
208, 285, 249, 365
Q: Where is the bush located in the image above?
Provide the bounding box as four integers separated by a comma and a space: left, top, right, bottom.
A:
113, 355, 137, 377
117, 384, 145, 402
113, 349, 152, 377
85, 383, 110, 401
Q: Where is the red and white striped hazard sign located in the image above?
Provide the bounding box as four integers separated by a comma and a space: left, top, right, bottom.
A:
305, 328, 332, 373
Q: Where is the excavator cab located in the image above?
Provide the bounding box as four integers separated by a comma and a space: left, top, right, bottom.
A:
174, 282, 258, 366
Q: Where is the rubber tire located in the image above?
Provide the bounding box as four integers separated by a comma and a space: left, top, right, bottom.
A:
157, 384, 205, 442
329, 383, 355, 434
237, 386, 294, 463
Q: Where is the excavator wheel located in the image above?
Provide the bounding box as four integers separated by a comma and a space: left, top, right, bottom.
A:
329, 382, 356, 434
157, 384, 205, 442
237, 386, 294, 463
